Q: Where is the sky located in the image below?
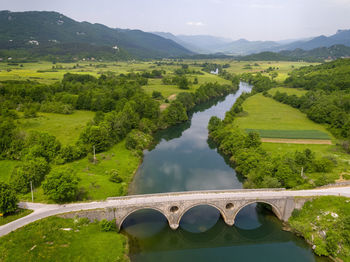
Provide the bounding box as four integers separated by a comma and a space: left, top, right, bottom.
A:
2, 0, 350, 41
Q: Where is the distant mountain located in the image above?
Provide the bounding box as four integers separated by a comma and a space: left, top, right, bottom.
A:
152, 32, 231, 53
155, 29, 350, 56
0, 10, 193, 60
236, 45, 350, 62
216, 39, 280, 55
277, 30, 350, 51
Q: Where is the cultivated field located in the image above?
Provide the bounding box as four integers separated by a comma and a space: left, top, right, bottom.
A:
235, 93, 332, 139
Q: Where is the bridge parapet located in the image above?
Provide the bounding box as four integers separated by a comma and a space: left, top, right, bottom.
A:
109, 191, 299, 230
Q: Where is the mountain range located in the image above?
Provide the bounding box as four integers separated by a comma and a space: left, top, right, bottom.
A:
1, 10, 350, 61
0, 10, 192, 60
154, 30, 350, 56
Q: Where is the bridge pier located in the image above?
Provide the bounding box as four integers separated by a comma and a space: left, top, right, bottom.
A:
112, 198, 299, 231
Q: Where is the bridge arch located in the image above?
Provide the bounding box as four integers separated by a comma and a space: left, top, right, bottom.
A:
232, 200, 283, 223
118, 206, 169, 230
176, 202, 227, 226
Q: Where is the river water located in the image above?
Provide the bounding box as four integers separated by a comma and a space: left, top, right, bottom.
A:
124, 82, 327, 262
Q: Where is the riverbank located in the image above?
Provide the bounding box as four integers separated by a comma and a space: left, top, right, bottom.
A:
289, 196, 350, 261
208, 88, 349, 189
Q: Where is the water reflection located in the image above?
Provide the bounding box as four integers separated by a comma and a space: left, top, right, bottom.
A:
126, 82, 327, 262
122, 209, 168, 239
180, 205, 220, 233
130, 83, 252, 194
123, 205, 326, 262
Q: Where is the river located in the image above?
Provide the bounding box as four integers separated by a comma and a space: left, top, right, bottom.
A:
124, 82, 328, 262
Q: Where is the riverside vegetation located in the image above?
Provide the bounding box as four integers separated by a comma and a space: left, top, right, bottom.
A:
208, 59, 350, 260
0, 60, 242, 261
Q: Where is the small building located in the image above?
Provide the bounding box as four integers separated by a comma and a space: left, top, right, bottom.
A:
210, 68, 219, 75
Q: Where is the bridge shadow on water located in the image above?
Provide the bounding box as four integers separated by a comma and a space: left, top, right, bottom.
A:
120, 203, 327, 262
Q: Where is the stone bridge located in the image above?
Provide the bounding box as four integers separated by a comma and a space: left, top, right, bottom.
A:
108, 189, 296, 230
1, 186, 350, 237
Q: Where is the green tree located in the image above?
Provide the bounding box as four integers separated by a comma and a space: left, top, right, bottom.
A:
79, 124, 111, 152
42, 169, 79, 202
10, 157, 50, 193
0, 183, 18, 215
245, 132, 262, 148
0, 117, 16, 155
162, 101, 188, 125
177, 76, 189, 90
25, 131, 61, 162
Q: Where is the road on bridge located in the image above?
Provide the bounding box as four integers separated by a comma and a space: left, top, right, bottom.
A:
1, 186, 350, 237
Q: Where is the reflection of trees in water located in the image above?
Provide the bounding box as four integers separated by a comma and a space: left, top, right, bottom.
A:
149, 96, 227, 148
208, 138, 246, 183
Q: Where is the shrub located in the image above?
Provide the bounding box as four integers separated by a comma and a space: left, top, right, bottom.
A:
42, 169, 79, 203
125, 130, 152, 151
109, 170, 123, 183
0, 182, 18, 215
100, 219, 116, 232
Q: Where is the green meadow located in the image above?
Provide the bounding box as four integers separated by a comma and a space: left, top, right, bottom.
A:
20, 111, 95, 146
235, 93, 332, 136
268, 87, 308, 97
0, 216, 128, 262
235, 93, 350, 181
245, 129, 330, 140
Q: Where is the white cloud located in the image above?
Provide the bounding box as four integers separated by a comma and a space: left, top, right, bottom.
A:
186, 21, 205, 26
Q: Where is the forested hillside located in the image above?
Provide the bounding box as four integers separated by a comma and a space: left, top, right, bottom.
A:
0, 11, 193, 60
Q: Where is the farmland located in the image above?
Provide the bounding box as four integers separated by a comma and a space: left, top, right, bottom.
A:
235, 93, 332, 138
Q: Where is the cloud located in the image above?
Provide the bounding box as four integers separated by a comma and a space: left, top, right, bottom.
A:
186, 21, 204, 26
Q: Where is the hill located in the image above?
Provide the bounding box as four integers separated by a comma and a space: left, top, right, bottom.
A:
0, 10, 193, 60
279, 29, 350, 51
236, 45, 350, 62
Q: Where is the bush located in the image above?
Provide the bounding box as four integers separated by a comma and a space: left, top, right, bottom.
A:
152, 91, 163, 99
40, 101, 73, 114
125, 130, 152, 151
109, 170, 123, 183
0, 183, 18, 215
42, 169, 79, 203
100, 219, 116, 232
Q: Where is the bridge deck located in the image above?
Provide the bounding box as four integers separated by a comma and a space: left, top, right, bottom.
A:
1, 186, 350, 237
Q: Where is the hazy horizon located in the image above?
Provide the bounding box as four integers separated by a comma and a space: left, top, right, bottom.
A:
2, 0, 350, 41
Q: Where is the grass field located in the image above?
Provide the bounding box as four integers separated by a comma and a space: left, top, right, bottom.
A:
235, 93, 332, 137
245, 129, 330, 140
20, 111, 95, 145
0, 160, 21, 183
20, 140, 140, 202
235, 93, 350, 181
0, 216, 129, 262
268, 87, 307, 97
221, 61, 317, 83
